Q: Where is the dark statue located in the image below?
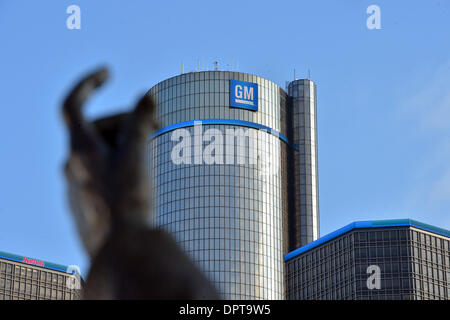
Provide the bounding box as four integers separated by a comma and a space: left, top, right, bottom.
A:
62, 68, 218, 299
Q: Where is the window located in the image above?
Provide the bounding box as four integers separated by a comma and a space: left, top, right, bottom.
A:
390, 230, 398, 241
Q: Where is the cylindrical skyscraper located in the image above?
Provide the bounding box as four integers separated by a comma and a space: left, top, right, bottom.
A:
288, 79, 320, 248
147, 71, 319, 299
147, 71, 289, 299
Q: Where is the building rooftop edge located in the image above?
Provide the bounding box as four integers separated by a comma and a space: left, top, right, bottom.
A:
0, 250, 71, 273
284, 219, 450, 261
147, 70, 314, 95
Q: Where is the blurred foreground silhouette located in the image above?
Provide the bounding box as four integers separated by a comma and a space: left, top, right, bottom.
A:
62, 68, 218, 299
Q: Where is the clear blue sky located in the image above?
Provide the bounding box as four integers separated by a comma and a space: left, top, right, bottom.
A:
1, 1, 449, 276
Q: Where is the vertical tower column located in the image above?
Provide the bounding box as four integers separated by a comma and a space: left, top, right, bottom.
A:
288, 79, 320, 248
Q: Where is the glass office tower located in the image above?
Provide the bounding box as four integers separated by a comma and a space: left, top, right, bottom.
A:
288, 80, 319, 248
285, 219, 450, 300
0, 250, 81, 300
147, 71, 319, 299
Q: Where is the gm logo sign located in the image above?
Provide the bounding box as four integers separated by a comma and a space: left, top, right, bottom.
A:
230, 80, 258, 111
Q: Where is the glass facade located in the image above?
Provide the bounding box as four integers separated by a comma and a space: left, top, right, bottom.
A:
148, 72, 290, 299
285, 224, 450, 300
147, 71, 320, 299
0, 257, 81, 300
150, 125, 288, 299
148, 71, 288, 135
288, 80, 319, 248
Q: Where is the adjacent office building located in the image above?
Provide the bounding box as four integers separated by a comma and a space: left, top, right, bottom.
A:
285, 219, 450, 300
0, 251, 81, 300
147, 71, 319, 299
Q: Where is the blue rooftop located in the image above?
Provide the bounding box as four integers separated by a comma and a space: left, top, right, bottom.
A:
284, 219, 450, 261
0, 250, 71, 273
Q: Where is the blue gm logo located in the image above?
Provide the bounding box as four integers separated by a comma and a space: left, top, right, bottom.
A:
230, 79, 258, 111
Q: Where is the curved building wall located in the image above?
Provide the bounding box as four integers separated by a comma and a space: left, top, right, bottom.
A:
148, 71, 288, 136
147, 71, 289, 299
288, 79, 320, 248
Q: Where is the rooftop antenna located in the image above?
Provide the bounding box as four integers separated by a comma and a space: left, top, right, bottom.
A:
214, 61, 219, 71
181, 61, 184, 74
294, 68, 296, 80
308, 69, 311, 79
198, 59, 200, 72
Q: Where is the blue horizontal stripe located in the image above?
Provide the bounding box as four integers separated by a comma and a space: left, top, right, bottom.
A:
150, 119, 298, 149
284, 219, 450, 261
0, 251, 69, 273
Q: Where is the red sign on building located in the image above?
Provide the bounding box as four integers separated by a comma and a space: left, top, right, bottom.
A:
21, 257, 45, 267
